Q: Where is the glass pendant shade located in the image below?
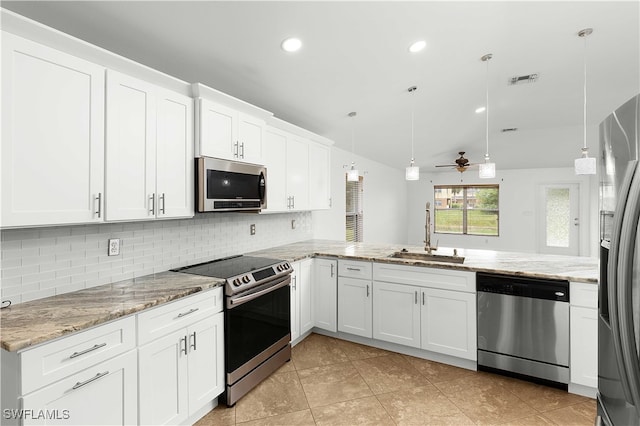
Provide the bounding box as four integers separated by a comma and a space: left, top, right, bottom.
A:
347, 164, 359, 182
479, 160, 496, 179
575, 148, 596, 175
405, 160, 419, 181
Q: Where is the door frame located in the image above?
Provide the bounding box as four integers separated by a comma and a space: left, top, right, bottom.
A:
537, 182, 583, 256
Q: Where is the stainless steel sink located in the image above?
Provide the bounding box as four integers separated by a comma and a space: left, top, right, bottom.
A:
389, 251, 465, 264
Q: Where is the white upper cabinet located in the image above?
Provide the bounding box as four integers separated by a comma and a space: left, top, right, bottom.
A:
106, 70, 193, 221
262, 128, 289, 211
1, 33, 105, 227
286, 136, 310, 211
308, 142, 331, 210
196, 98, 264, 163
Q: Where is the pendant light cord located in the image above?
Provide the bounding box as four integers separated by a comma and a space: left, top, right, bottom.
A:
410, 86, 417, 162
485, 55, 490, 159
583, 32, 588, 151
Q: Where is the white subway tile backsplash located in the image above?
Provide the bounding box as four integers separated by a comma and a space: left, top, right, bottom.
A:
0, 212, 312, 304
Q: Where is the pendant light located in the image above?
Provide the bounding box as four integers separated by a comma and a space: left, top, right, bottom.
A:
347, 111, 359, 182
479, 53, 496, 179
406, 86, 420, 181
575, 28, 597, 175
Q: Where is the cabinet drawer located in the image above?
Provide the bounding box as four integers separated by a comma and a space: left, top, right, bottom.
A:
570, 282, 598, 309
338, 260, 372, 279
137, 287, 223, 345
373, 263, 475, 293
20, 316, 136, 395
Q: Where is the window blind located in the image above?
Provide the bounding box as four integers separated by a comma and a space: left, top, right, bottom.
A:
346, 176, 363, 242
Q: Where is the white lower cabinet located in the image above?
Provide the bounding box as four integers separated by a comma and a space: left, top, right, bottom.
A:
21, 350, 138, 426
291, 259, 313, 344
372, 281, 421, 348
338, 260, 373, 338
138, 289, 224, 425
570, 282, 598, 390
372, 263, 477, 360
313, 259, 338, 332
420, 287, 476, 360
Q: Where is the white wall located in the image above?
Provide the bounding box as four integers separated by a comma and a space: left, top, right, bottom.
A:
1, 212, 312, 304
312, 146, 408, 244
406, 167, 599, 257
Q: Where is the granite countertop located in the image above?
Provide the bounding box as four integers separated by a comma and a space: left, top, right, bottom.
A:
0, 272, 224, 352
248, 239, 599, 284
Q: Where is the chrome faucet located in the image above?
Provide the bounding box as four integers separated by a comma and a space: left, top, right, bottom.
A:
424, 202, 438, 253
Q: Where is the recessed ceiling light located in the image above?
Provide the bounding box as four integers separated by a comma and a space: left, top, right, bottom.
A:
475, 106, 486, 114
281, 37, 302, 52
408, 40, 426, 53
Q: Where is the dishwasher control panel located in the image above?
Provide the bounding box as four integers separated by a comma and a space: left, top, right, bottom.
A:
476, 272, 569, 302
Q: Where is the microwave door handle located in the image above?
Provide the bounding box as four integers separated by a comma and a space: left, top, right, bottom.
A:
259, 172, 266, 203
616, 162, 640, 416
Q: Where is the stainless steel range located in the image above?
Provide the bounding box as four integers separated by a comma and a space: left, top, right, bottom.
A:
174, 255, 292, 406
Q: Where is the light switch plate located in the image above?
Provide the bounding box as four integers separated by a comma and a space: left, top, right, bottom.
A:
108, 238, 120, 256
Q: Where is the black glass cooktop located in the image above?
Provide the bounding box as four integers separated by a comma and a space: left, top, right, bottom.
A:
173, 255, 284, 279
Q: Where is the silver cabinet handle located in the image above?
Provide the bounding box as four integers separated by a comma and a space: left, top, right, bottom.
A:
330, 264, 334, 278
366, 284, 370, 297
292, 276, 297, 290
415, 291, 418, 304
240, 142, 245, 158
180, 336, 188, 355
69, 343, 107, 359
72, 371, 109, 390
346, 267, 361, 271
234, 141, 239, 158
149, 193, 156, 215
422, 292, 425, 305
177, 308, 199, 318
292, 196, 295, 209
160, 193, 166, 214
95, 193, 102, 218
189, 332, 197, 352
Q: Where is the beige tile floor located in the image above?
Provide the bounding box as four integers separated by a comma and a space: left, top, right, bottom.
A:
195, 333, 596, 426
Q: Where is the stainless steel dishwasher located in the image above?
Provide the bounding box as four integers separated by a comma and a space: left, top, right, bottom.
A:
477, 272, 570, 385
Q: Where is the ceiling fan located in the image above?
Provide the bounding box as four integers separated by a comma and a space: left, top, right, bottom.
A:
435, 152, 478, 173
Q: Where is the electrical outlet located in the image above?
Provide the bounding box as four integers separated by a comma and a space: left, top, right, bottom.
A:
291, 219, 296, 229
250, 224, 256, 235
108, 238, 120, 256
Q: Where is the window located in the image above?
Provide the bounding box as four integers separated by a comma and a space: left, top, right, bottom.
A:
346, 176, 363, 242
434, 185, 499, 236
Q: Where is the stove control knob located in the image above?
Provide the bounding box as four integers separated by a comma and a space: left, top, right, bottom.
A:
242, 276, 250, 284
276, 265, 283, 271
283, 263, 289, 270
233, 279, 241, 287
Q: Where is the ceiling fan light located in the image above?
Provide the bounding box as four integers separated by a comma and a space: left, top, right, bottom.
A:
575, 148, 596, 175
479, 160, 496, 179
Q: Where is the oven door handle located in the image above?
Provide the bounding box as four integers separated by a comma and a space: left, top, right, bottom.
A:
227, 274, 291, 309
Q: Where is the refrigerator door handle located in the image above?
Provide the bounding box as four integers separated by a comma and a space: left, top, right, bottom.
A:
616, 161, 640, 418
608, 160, 638, 406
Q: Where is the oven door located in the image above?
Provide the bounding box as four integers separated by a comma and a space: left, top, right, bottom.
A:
225, 275, 291, 382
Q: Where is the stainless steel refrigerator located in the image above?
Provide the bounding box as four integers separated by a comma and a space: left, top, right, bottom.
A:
597, 94, 640, 425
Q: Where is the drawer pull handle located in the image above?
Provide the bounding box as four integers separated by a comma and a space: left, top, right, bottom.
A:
69, 343, 107, 359
72, 371, 109, 390
190, 332, 197, 351
366, 284, 370, 297
346, 267, 361, 271
177, 308, 199, 318
180, 336, 188, 355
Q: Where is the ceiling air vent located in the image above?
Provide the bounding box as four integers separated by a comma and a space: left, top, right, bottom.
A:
501, 128, 518, 133
508, 73, 539, 85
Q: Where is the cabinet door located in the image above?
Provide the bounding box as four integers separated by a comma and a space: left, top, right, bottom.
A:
372, 281, 420, 348
286, 136, 309, 211
138, 329, 188, 426
1, 33, 105, 227
22, 350, 137, 426
261, 128, 289, 212
187, 313, 225, 414
570, 306, 598, 388
197, 99, 237, 160
421, 288, 477, 360
105, 70, 157, 221
314, 259, 338, 332
299, 259, 314, 334
156, 90, 194, 219
237, 113, 264, 163
290, 262, 300, 342
338, 277, 372, 338
308, 142, 331, 210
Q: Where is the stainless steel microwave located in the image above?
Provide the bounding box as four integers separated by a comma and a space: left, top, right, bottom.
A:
196, 157, 266, 212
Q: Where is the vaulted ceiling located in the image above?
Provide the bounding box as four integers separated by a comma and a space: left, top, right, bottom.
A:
4, 1, 639, 171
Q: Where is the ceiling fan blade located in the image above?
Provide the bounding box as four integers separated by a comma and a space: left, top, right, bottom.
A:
435, 164, 456, 168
